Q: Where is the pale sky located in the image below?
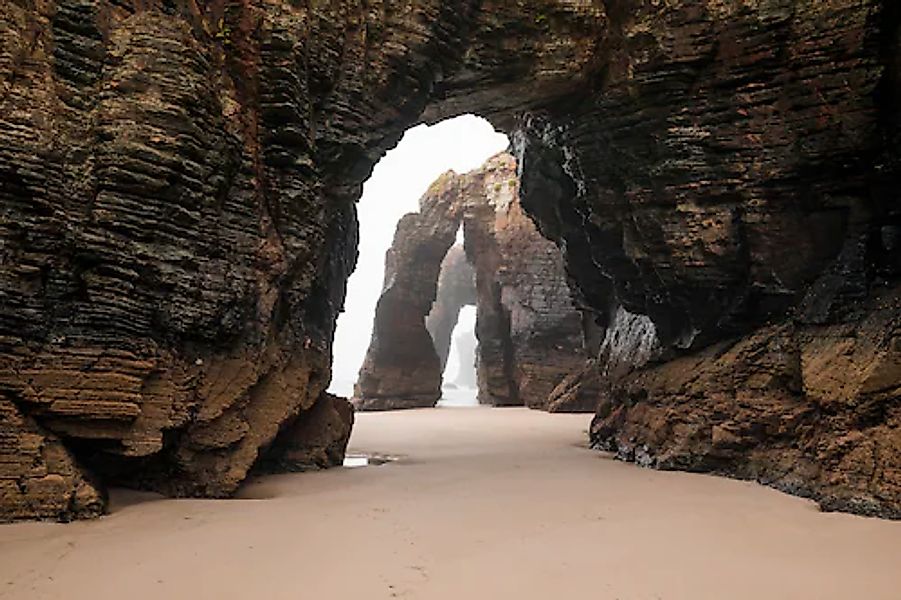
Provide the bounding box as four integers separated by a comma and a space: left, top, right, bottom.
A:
329, 115, 509, 397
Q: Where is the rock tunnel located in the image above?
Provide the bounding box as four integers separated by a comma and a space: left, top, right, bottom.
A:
0, 0, 899, 521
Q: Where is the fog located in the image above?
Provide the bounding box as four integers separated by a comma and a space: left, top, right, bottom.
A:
328, 115, 509, 397
442, 305, 477, 388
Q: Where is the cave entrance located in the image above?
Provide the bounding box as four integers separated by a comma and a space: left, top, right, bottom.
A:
328, 115, 508, 406
343, 125, 595, 413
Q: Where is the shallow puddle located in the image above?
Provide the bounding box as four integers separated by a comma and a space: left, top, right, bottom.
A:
343, 453, 397, 468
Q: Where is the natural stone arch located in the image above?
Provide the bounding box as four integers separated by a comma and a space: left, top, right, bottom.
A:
354, 171, 467, 410
0, 0, 898, 520
355, 153, 595, 412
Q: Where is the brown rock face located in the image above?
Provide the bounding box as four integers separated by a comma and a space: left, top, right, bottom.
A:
592, 286, 901, 518
257, 393, 354, 473
357, 154, 588, 411
1, 399, 105, 522
1, 0, 898, 519
463, 155, 589, 409
547, 360, 603, 414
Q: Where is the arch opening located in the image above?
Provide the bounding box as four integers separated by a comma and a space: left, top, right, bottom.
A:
350, 149, 595, 413
328, 115, 507, 401
437, 305, 478, 408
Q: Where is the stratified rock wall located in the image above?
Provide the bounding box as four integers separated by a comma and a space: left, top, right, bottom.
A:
592, 286, 901, 518
461, 159, 518, 407
257, 393, 354, 473
0, 398, 105, 522
464, 154, 588, 409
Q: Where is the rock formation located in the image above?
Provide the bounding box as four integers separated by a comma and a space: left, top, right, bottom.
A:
592, 286, 901, 518
426, 245, 476, 371
356, 153, 588, 411
256, 393, 354, 473
462, 154, 589, 410
354, 173, 465, 410
0, 0, 898, 519
1, 398, 105, 522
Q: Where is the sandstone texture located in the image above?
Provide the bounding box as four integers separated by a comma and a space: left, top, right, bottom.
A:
0, 0, 898, 519
592, 286, 901, 518
257, 393, 353, 473
1, 398, 105, 522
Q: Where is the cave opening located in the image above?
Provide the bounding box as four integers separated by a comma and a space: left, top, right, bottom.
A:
347, 135, 597, 413
328, 115, 507, 406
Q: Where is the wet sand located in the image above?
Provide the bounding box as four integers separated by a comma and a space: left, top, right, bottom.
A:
1, 407, 899, 600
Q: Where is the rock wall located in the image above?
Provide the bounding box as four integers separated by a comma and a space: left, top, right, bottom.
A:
511, 1, 901, 517
463, 154, 589, 410
592, 286, 901, 518
256, 393, 354, 473
0, 0, 898, 519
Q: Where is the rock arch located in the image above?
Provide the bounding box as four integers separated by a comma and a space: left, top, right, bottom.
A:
354, 153, 590, 412
0, 1, 898, 519
354, 170, 467, 410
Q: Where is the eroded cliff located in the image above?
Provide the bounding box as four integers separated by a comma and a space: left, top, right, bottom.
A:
462, 154, 589, 410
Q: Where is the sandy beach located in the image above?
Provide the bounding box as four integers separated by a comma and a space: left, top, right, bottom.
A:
1, 406, 899, 600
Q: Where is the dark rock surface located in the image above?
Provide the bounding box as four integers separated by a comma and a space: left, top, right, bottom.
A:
0, 0, 898, 519
592, 286, 901, 518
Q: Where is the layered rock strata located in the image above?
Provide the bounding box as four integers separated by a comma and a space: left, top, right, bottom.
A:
257, 393, 354, 473
0, 0, 897, 519
1, 398, 105, 522
592, 286, 901, 518
463, 154, 589, 410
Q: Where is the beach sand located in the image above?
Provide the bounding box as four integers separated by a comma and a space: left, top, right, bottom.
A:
1, 406, 899, 600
